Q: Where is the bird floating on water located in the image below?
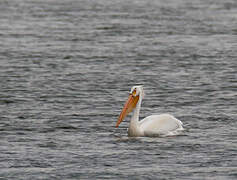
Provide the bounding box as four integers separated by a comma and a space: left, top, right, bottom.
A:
116, 86, 183, 137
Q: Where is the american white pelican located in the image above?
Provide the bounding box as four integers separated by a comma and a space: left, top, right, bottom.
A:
116, 86, 183, 137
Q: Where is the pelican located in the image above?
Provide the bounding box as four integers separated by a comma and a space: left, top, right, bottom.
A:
116, 86, 183, 137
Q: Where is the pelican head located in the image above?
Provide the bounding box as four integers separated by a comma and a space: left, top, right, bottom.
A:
116, 85, 144, 128
130, 85, 144, 97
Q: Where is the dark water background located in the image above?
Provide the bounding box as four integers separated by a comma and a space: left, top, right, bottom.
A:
0, 0, 237, 179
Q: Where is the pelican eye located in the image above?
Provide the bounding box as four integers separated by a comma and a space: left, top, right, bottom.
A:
132, 89, 137, 97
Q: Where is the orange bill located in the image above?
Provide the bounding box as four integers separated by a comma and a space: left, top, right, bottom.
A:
116, 94, 139, 128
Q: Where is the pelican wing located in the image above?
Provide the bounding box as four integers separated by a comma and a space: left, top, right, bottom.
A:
139, 114, 183, 136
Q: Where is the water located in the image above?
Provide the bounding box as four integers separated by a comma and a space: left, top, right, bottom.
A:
0, 0, 237, 179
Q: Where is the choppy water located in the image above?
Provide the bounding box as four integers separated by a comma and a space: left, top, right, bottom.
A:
0, 0, 237, 179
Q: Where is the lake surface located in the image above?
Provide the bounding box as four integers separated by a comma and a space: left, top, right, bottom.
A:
0, 0, 237, 179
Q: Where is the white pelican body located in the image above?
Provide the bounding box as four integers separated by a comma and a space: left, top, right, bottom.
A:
116, 86, 183, 137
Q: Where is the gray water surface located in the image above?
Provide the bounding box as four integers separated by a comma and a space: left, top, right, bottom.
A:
0, 0, 237, 179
